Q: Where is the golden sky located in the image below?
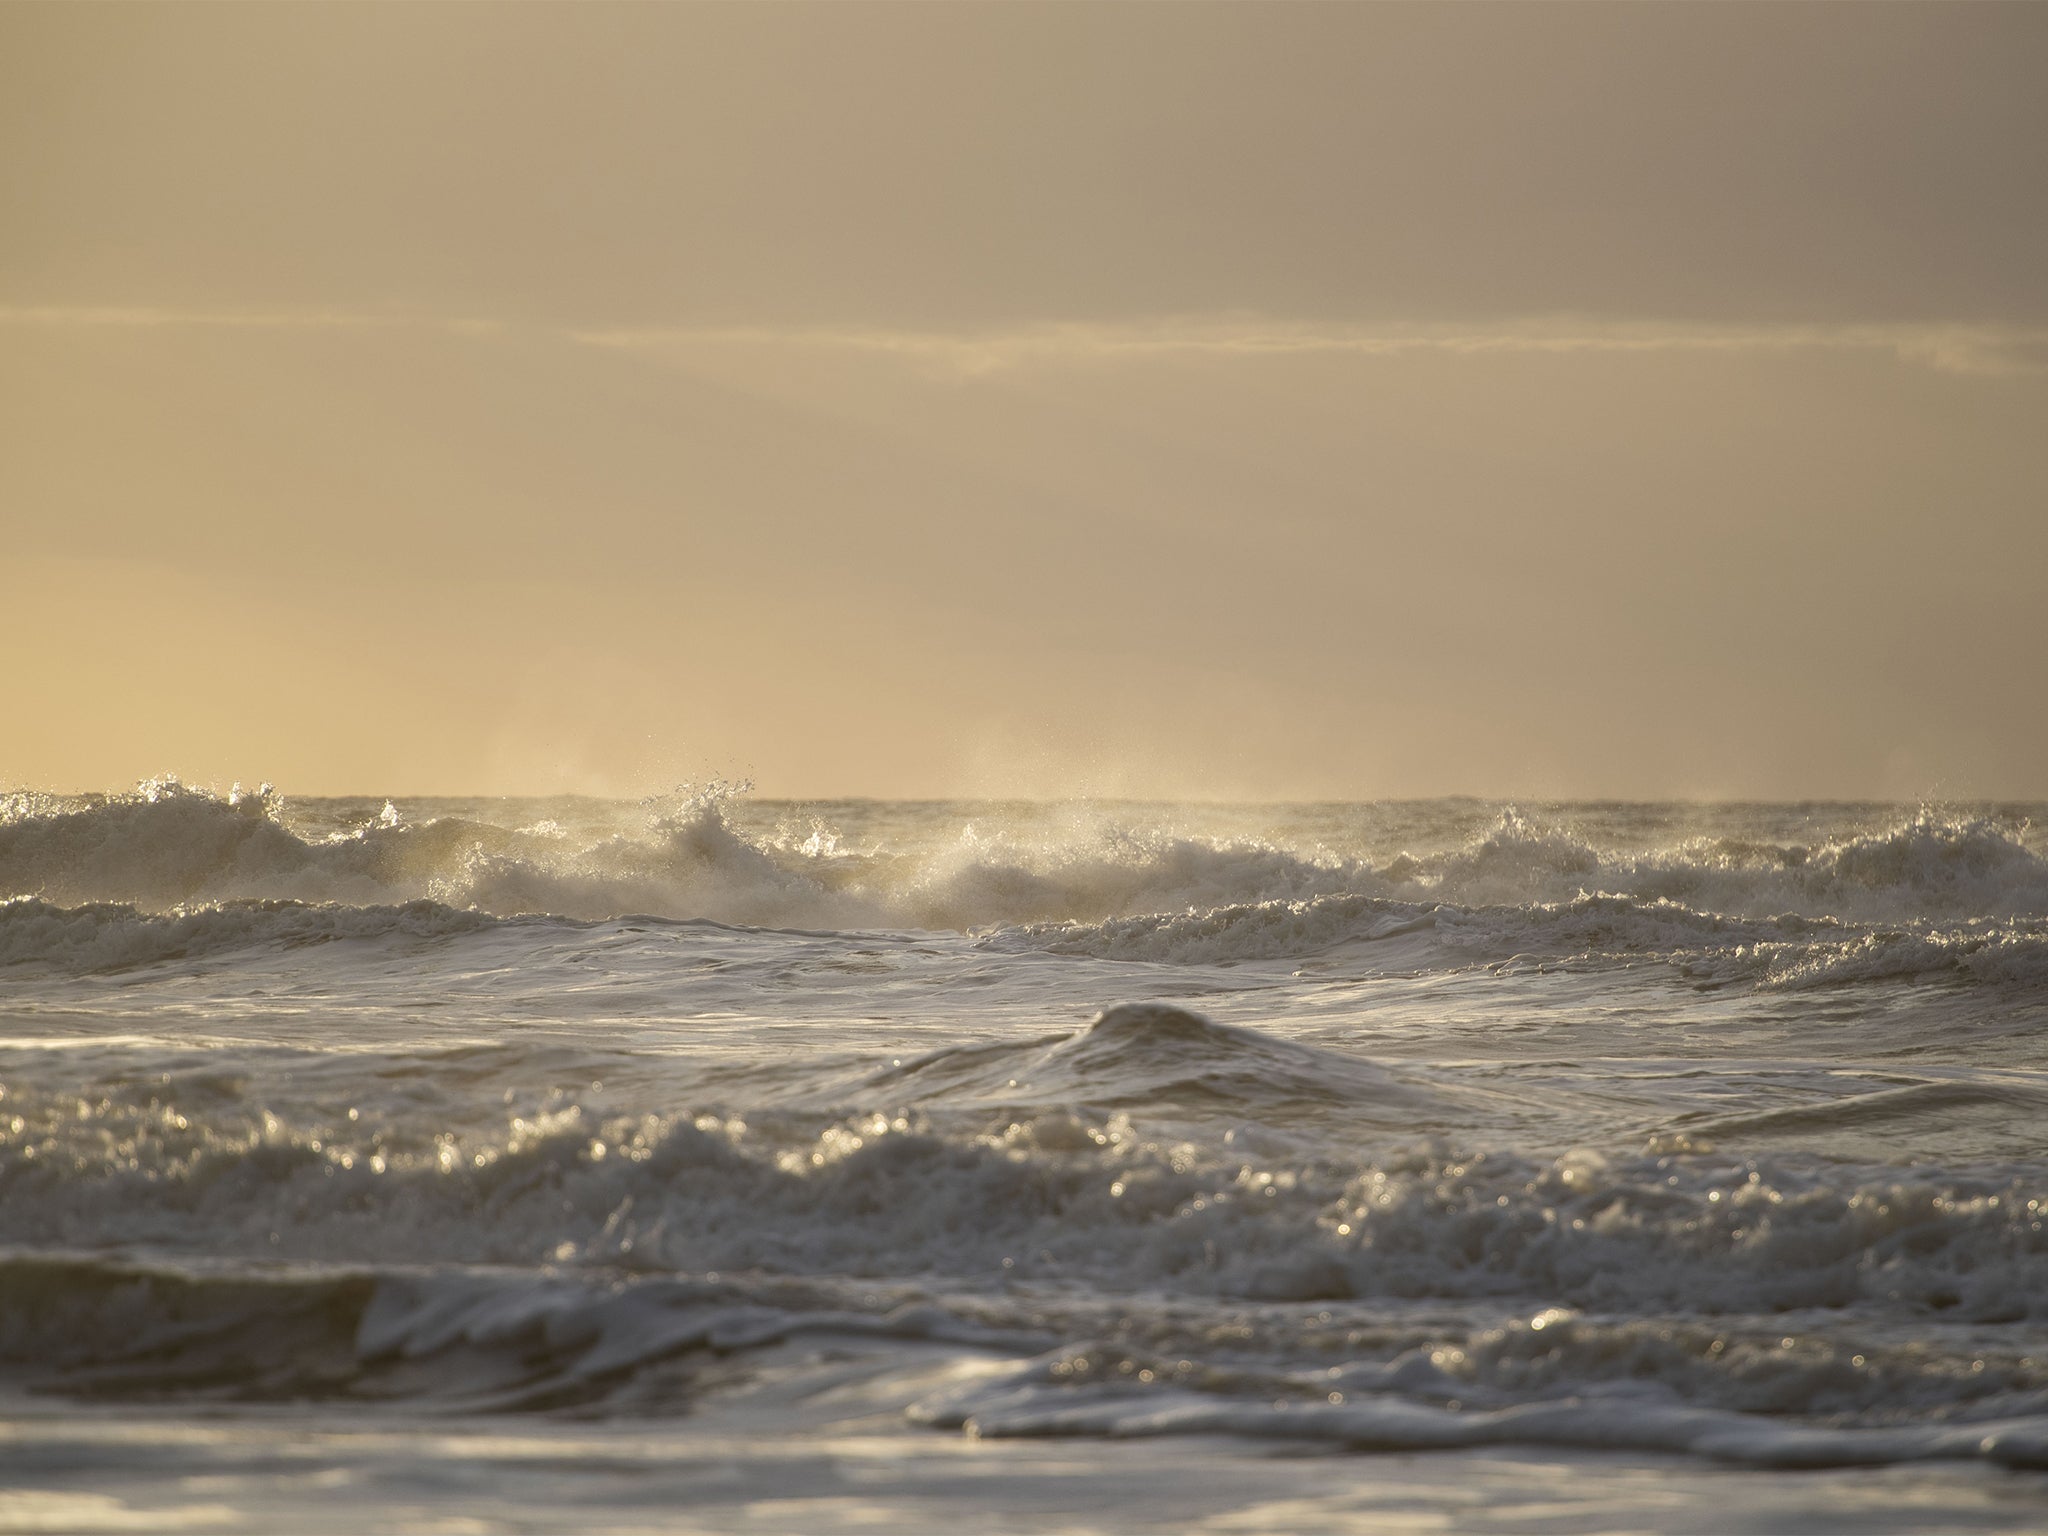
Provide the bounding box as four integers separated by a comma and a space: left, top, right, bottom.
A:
5, 3, 2046, 799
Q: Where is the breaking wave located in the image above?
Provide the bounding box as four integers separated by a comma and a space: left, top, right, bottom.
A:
5, 784, 2043, 927
5, 783, 2046, 991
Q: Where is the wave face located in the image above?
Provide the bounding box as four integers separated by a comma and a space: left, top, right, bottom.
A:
6, 784, 2048, 1493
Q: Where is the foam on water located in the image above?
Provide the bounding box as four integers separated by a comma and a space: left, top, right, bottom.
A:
5, 785, 2048, 1496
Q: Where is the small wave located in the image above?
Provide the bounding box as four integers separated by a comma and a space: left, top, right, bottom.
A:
1002, 895, 1439, 965
0, 780, 530, 911
0, 1253, 1037, 1410
1752, 924, 2048, 991
1600, 812, 2048, 922
0, 896, 506, 973
1008, 892, 2048, 1000
1819, 812, 2045, 897
1004, 891, 1835, 976
1410, 807, 2048, 924
854, 1003, 1436, 1121
918, 1369, 2048, 1470
1690, 1080, 2048, 1140
907, 832, 1360, 929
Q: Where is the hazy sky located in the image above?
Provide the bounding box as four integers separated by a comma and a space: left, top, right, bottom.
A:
5, 3, 2045, 799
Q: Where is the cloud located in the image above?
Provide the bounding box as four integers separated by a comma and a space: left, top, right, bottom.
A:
570, 318, 2048, 378
8, 305, 2042, 377
0, 306, 505, 337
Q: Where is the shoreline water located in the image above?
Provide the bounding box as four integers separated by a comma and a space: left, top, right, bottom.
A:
5, 1408, 2046, 1536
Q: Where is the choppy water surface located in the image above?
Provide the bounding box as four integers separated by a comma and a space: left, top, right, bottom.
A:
4, 783, 2047, 1533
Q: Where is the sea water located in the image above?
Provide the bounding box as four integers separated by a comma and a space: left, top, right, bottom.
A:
2, 783, 2046, 1533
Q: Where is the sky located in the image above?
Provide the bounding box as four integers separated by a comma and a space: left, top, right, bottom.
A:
4, 3, 2046, 800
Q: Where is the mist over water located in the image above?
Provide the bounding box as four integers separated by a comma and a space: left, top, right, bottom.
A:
3, 781, 2047, 1530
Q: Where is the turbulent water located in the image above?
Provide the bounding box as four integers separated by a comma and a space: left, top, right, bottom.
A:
4, 782, 2048, 1533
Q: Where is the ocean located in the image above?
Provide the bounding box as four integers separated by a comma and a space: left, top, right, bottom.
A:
3, 782, 2046, 1533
